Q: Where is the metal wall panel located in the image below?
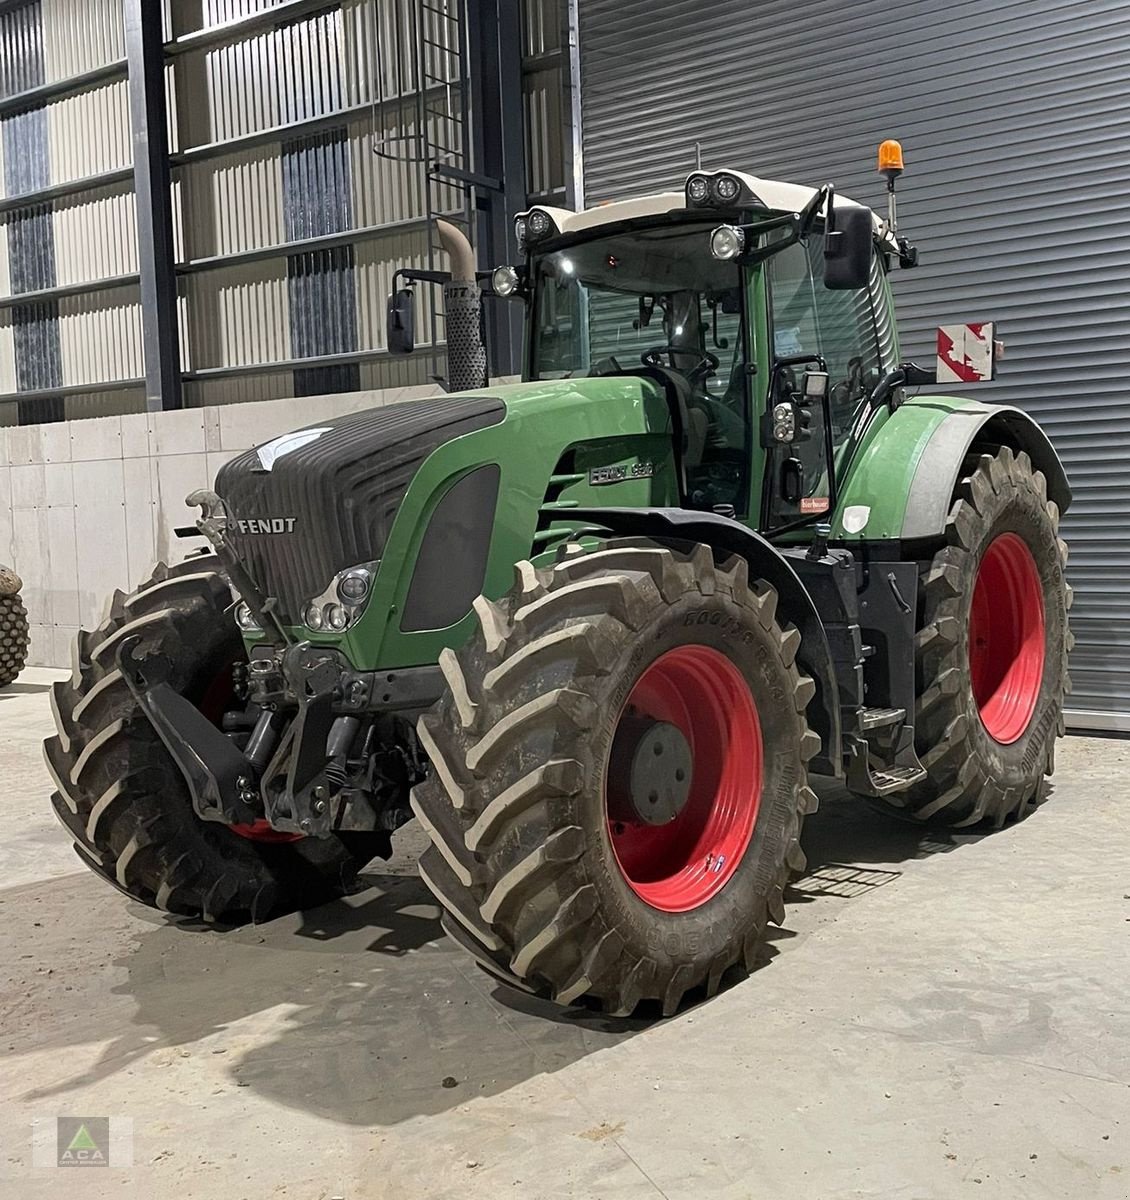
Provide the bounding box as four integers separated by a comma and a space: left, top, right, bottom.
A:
58, 284, 143, 385
41, 0, 124, 80
185, 258, 290, 369
176, 146, 286, 259
578, 0, 1130, 727
52, 183, 138, 283
45, 79, 131, 184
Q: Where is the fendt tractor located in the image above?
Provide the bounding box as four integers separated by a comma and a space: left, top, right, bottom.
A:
46, 143, 1071, 1017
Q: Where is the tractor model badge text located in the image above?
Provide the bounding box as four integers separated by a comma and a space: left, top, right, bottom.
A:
589, 461, 653, 486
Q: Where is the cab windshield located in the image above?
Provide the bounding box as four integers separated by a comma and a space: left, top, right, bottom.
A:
529, 221, 750, 513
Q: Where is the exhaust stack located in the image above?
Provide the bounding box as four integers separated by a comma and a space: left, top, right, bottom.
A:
436, 219, 488, 392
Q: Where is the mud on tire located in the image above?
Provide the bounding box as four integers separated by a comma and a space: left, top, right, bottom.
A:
411, 539, 819, 1016
44, 556, 373, 923
883, 446, 1072, 827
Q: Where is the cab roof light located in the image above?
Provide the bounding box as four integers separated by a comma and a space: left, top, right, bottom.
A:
684, 170, 756, 210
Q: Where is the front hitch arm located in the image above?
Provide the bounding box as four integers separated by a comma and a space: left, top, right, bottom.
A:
115, 634, 260, 826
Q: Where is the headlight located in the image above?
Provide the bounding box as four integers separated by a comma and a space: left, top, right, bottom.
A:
712, 174, 741, 204
326, 603, 350, 632
526, 209, 553, 240
338, 568, 371, 604
514, 215, 528, 249
686, 174, 710, 204
492, 265, 519, 297
710, 224, 746, 261
305, 603, 324, 631
235, 602, 258, 631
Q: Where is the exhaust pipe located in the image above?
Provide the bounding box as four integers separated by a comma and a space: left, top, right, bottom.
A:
435, 219, 488, 392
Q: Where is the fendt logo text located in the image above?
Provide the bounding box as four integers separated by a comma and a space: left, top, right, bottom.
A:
235, 517, 297, 534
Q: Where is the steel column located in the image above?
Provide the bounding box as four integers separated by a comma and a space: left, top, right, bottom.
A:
467, 0, 526, 378
125, 0, 181, 412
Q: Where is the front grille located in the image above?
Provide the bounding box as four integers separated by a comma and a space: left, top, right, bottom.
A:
215, 395, 505, 621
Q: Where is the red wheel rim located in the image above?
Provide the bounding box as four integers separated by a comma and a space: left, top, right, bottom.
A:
198, 662, 303, 844
968, 533, 1045, 744
606, 645, 763, 913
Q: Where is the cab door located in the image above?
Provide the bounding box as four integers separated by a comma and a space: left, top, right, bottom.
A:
761, 236, 895, 531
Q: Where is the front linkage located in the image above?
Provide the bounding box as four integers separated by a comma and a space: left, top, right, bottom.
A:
115, 491, 441, 842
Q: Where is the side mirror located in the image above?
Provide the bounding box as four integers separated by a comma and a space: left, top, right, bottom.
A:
386, 288, 415, 355
823, 204, 872, 291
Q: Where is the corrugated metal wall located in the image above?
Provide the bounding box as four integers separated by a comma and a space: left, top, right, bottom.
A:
0, 0, 570, 421
0, 0, 561, 423
578, 0, 1130, 728
0, 0, 135, 425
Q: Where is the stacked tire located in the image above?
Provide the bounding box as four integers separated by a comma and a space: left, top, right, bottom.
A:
0, 565, 29, 687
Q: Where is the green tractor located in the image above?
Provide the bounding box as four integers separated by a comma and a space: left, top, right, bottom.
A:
45, 146, 1071, 1016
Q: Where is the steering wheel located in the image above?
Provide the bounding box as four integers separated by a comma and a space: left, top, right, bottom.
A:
642, 345, 719, 384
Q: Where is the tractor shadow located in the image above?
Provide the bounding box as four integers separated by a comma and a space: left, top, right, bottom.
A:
15, 786, 1013, 1129
19, 838, 645, 1128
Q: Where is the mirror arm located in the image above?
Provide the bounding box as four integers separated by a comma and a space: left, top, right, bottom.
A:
393, 267, 452, 289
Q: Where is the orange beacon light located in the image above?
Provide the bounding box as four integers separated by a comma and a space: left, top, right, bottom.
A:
878, 139, 904, 181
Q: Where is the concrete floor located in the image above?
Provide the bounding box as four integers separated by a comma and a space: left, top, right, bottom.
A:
2, 668, 1128, 1199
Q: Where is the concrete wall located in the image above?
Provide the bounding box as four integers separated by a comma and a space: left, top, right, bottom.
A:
0, 383, 442, 667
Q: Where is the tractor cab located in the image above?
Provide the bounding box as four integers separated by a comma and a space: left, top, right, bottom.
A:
502, 171, 904, 536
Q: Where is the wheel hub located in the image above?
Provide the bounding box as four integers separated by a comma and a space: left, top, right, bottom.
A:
608, 715, 694, 826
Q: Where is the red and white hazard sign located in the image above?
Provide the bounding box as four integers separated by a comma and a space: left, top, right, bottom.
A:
936, 322, 996, 384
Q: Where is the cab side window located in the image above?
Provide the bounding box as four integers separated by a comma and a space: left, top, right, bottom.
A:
769, 236, 884, 439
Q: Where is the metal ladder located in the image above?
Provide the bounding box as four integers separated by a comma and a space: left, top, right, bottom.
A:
371, 0, 475, 381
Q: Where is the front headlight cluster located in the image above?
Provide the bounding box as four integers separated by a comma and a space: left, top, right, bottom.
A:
304, 564, 376, 635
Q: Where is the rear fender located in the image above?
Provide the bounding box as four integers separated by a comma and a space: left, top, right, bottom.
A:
901, 403, 1070, 539
568, 507, 842, 778
832, 397, 1070, 544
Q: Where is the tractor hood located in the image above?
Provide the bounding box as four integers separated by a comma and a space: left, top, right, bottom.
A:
214, 376, 667, 624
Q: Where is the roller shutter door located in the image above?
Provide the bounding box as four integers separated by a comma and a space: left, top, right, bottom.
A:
579, 0, 1130, 730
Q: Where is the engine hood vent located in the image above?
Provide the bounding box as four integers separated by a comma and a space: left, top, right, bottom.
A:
214, 395, 505, 622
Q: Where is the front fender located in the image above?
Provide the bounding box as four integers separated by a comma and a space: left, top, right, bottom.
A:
832, 396, 1071, 543
568, 507, 842, 779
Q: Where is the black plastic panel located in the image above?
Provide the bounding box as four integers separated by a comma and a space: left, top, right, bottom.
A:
401, 464, 501, 632
215, 395, 504, 621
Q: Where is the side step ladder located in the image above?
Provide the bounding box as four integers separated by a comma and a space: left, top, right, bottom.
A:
846, 706, 928, 797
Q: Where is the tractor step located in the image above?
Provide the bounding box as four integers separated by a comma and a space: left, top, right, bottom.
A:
845, 729, 928, 798
865, 763, 927, 795
860, 706, 905, 732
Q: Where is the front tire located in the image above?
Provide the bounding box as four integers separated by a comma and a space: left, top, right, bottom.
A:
44, 556, 375, 923
882, 446, 1072, 827
412, 540, 819, 1016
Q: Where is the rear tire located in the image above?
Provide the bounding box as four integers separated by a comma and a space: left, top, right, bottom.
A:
44, 556, 375, 923
412, 540, 818, 1016
0, 591, 29, 687
877, 446, 1071, 827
